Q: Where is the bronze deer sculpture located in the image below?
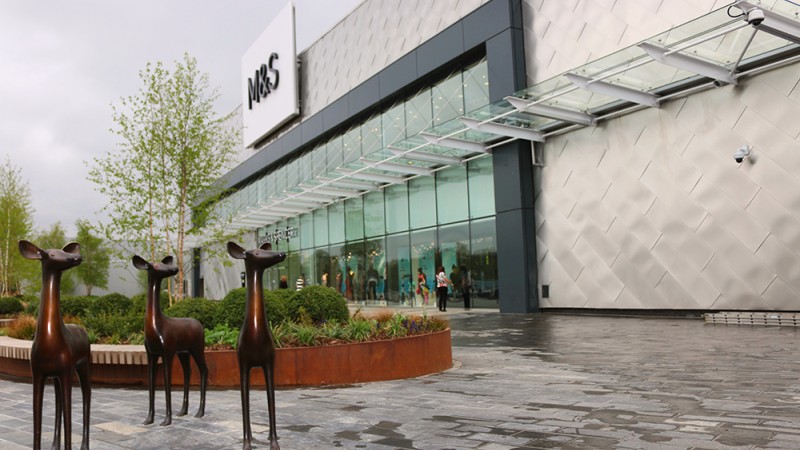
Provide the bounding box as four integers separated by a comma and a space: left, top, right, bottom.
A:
19, 240, 91, 450
132, 255, 208, 426
227, 241, 285, 450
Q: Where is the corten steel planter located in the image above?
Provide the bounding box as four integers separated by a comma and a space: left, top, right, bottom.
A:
0, 329, 452, 388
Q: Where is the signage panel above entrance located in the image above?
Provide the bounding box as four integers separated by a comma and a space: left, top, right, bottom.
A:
242, 1, 299, 148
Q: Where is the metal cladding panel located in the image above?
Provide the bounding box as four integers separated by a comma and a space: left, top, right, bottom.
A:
537, 62, 800, 310
299, 0, 491, 120
521, 0, 724, 84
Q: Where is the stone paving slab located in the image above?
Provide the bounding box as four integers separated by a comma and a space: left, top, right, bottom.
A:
3, 313, 800, 448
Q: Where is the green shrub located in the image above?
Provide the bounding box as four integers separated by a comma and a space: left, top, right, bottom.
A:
263, 290, 290, 325
17, 295, 37, 313
82, 310, 143, 341
216, 288, 290, 329
130, 293, 147, 315
343, 316, 376, 342
6, 316, 36, 340
0, 297, 24, 315
288, 322, 319, 346
24, 300, 38, 316
215, 288, 246, 329
382, 313, 409, 338
60, 296, 93, 318
165, 297, 219, 329
287, 285, 349, 324
90, 293, 131, 316
205, 323, 239, 349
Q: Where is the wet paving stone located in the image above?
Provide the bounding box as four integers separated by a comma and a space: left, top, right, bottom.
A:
4, 312, 800, 448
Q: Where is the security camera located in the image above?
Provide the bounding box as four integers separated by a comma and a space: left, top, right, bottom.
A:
747, 9, 765, 26
734, 144, 751, 164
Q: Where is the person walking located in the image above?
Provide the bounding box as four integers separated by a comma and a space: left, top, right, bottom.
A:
436, 265, 452, 312
460, 265, 472, 310
295, 273, 306, 291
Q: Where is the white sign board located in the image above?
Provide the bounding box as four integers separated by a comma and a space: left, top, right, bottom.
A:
242, 1, 299, 148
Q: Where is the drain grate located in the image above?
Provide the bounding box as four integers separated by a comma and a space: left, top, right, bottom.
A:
704, 312, 800, 327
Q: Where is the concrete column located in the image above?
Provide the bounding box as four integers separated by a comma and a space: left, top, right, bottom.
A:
486, 0, 538, 313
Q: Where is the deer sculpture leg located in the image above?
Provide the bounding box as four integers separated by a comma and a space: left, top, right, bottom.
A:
52, 379, 62, 450
161, 352, 175, 426
177, 353, 191, 416
59, 372, 73, 449
264, 363, 279, 450
144, 353, 158, 425
240, 362, 253, 450
76, 359, 91, 450
33, 373, 45, 450
191, 347, 208, 418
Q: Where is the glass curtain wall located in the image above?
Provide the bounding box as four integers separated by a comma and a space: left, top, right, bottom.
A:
246, 60, 498, 307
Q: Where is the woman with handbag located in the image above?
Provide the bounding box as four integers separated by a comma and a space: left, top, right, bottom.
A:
436, 265, 453, 312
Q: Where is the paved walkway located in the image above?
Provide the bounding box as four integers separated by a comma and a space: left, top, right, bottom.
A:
3, 311, 800, 449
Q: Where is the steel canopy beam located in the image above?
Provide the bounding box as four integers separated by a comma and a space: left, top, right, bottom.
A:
459, 117, 545, 142
565, 73, 660, 108
419, 132, 488, 153
639, 42, 737, 85
505, 96, 597, 126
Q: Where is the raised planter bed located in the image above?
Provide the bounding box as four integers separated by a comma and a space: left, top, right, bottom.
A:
0, 329, 452, 387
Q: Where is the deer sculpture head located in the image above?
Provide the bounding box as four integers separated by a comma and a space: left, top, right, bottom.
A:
19, 240, 82, 273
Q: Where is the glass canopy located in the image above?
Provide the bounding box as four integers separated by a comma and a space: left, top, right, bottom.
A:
214, 0, 800, 235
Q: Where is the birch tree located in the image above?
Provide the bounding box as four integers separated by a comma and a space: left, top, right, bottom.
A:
88, 54, 239, 303
0, 158, 34, 296
74, 220, 110, 296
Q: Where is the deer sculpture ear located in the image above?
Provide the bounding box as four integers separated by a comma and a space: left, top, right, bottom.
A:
19, 240, 43, 260
227, 242, 246, 260
132, 255, 150, 270
161, 256, 174, 266
260, 242, 272, 251
63, 242, 80, 255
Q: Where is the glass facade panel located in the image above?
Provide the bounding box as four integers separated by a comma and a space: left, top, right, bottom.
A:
361, 115, 382, 156
386, 233, 411, 304
315, 246, 331, 287
299, 212, 313, 249
313, 207, 329, 246
468, 156, 495, 218
287, 217, 299, 252
410, 228, 436, 307
344, 197, 364, 241
463, 61, 489, 114
365, 237, 386, 303
326, 136, 343, 170
363, 190, 385, 237
342, 126, 361, 165
344, 241, 364, 301
329, 243, 346, 297
328, 202, 345, 244
385, 184, 409, 233
406, 88, 432, 136
438, 222, 470, 298
298, 249, 314, 289
409, 177, 436, 229
436, 166, 469, 224
382, 103, 406, 147
432, 72, 464, 127
470, 218, 498, 308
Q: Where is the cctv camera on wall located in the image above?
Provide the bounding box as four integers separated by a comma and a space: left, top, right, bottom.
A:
734, 144, 751, 164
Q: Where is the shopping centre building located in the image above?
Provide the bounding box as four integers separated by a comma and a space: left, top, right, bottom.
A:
194, 0, 800, 313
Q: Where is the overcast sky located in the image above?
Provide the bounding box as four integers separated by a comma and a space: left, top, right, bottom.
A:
0, 0, 361, 237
